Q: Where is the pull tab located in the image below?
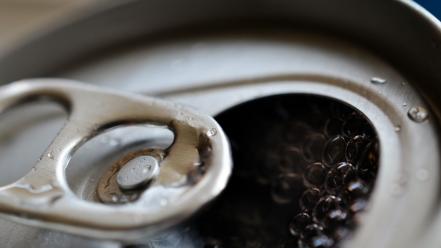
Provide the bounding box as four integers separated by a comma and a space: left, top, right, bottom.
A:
0, 79, 232, 241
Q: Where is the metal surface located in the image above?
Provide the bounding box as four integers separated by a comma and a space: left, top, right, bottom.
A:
0, 79, 232, 241
115, 155, 160, 191
0, 0, 440, 247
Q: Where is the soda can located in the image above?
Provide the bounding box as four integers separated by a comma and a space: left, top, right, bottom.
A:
0, 0, 439, 247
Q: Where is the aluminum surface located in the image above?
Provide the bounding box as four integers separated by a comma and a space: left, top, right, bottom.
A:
0, 79, 232, 241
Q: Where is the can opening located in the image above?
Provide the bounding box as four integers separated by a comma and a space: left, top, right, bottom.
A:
195, 94, 379, 248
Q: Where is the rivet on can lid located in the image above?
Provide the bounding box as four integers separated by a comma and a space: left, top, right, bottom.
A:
116, 155, 159, 190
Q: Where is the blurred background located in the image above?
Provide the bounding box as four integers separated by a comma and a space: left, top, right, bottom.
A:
0, 0, 100, 54
0, 0, 439, 55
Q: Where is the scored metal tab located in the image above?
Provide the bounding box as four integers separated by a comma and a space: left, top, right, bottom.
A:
0, 79, 232, 241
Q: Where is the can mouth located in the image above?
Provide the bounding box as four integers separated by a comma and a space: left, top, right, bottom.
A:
195, 94, 379, 247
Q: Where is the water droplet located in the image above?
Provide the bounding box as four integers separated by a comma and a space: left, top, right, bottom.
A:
184, 115, 194, 122
408, 106, 429, 122
416, 168, 429, 181
370, 77, 387, 85
402, 102, 407, 107
111, 195, 118, 202
35, 184, 53, 193
101, 136, 122, 147
207, 128, 217, 137
47, 152, 54, 159
109, 138, 121, 147
394, 125, 401, 132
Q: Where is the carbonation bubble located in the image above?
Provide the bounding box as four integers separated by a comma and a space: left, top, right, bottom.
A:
345, 135, 368, 163
284, 122, 313, 145
280, 146, 306, 173
305, 162, 327, 186
204, 238, 223, 248
302, 223, 324, 240
300, 188, 322, 211
345, 179, 369, 200
323, 135, 346, 167
303, 134, 327, 162
310, 234, 334, 248
325, 162, 356, 194
271, 173, 305, 204
333, 227, 351, 241
357, 141, 379, 181
323, 209, 348, 229
262, 147, 285, 177
313, 195, 343, 223
349, 199, 368, 214
289, 212, 312, 237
